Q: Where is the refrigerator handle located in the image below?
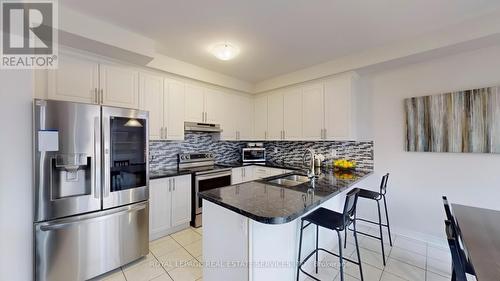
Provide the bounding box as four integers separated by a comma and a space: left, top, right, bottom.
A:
103, 117, 111, 198
94, 117, 101, 199
39, 202, 147, 231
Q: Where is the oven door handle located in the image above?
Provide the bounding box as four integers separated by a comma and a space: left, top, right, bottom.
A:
196, 171, 232, 181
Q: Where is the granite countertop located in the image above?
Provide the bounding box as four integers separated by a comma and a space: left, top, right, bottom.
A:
198, 168, 373, 224
216, 161, 304, 170
149, 168, 193, 179
150, 162, 303, 180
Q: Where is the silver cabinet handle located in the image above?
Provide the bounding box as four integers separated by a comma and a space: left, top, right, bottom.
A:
168, 178, 172, 192
161, 127, 164, 139
323, 128, 327, 139
173, 178, 176, 191
100, 89, 104, 104
264, 131, 267, 140
283, 130, 286, 140
94, 88, 98, 104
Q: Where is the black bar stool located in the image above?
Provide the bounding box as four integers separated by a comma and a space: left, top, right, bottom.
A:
345, 173, 392, 266
296, 188, 363, 281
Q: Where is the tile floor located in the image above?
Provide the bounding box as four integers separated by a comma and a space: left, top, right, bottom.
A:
90, 225, 458, 281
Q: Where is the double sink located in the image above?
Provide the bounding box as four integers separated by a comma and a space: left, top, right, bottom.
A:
266, 174, 310, 187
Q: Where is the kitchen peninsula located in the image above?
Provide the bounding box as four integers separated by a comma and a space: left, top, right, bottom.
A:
199, 168, 372, 281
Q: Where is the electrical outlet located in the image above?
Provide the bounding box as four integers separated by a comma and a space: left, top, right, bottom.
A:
331, 149, 337, 157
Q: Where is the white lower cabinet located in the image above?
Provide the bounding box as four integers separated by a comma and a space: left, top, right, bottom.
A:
253, 166, 289, 179
231, 166, 255, 185
149, 175, 192, 241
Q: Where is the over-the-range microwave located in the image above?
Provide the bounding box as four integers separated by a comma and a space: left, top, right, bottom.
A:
242, 147, 266, 163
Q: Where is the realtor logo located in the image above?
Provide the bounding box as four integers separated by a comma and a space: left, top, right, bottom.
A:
1, 0, 58, 69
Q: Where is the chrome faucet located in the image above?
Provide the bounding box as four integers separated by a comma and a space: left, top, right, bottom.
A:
302, 148, 316, 179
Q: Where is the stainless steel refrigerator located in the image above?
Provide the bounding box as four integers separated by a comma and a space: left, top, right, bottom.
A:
33, 99, 149, 281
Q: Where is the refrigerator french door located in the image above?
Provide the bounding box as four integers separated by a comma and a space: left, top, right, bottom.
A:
33, 99, 102, 221
102, 106, 149, 209
33, 99, 149, 281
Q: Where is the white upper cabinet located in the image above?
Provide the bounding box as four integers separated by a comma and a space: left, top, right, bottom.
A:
283, 88, 302, 140
223, 94, 254, 141
221, 94, 238, 140
267, 91, 284, 140
48, 53, 99, 104
164, 79, 185, 140
324, 74, 356, 140
254, 95, 268, 140
205, 88, 226, 124
236, 95, 254, 140
139, 72, 164, 140
100, 63, 139, 109
48, 52, 140, 109
184, 84, 205, 122
302, 83, 324, 140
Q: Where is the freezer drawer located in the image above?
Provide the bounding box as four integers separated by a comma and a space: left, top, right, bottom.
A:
35, 201, 149, 281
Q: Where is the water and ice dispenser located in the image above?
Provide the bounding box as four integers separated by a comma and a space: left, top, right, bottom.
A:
51, 153, 92, 199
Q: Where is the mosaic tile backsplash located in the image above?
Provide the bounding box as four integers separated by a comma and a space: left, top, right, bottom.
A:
150, 132, 374, 172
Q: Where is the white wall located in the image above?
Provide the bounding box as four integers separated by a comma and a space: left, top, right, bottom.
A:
355, 45, 500, 244
0, 70, 34, 280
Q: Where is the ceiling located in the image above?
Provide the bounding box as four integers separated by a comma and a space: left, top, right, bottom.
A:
62, 0, 500, 83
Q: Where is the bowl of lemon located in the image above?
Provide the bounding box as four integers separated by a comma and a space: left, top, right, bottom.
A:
333, 159, 356, 170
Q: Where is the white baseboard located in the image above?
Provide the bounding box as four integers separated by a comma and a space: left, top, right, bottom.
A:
149, 222, 191, 241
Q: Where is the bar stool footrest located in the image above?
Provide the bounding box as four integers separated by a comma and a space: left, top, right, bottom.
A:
298, 247, 361, 281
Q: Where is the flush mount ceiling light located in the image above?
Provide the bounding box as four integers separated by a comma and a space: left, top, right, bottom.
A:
211, 42, 239, 61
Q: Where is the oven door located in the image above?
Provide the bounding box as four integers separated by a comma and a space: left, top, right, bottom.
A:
242, 148, 266, 162
102, 106, 149, 209
195, 170, 232, 214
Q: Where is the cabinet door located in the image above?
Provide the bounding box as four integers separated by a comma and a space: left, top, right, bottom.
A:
205, 88, 226, 124
283, 88, 302, 140
302, 83, 324, 140
254, 166, 270, 179
100, 64, 139, 108
165, 80, 186, 140
254, 95, 268, 140
267, 92, 284, 140
242, 166, 255, 182
149, 178, 172, 240
237, 95, 254, 140
221, 94, 238, 140
139, 73, 164, 140
324, 76, 352, 139
171, 175, 192, 227
184, 84, 205, 122
231, 168, 243, 185
268, 168, 284, 177
48, 53, 99, 104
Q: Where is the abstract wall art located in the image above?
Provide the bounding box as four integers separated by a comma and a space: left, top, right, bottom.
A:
405, 86, 500, 153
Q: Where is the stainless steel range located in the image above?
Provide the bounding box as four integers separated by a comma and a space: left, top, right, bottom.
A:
33, 99, 149, 281
178, 152, 232, 228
